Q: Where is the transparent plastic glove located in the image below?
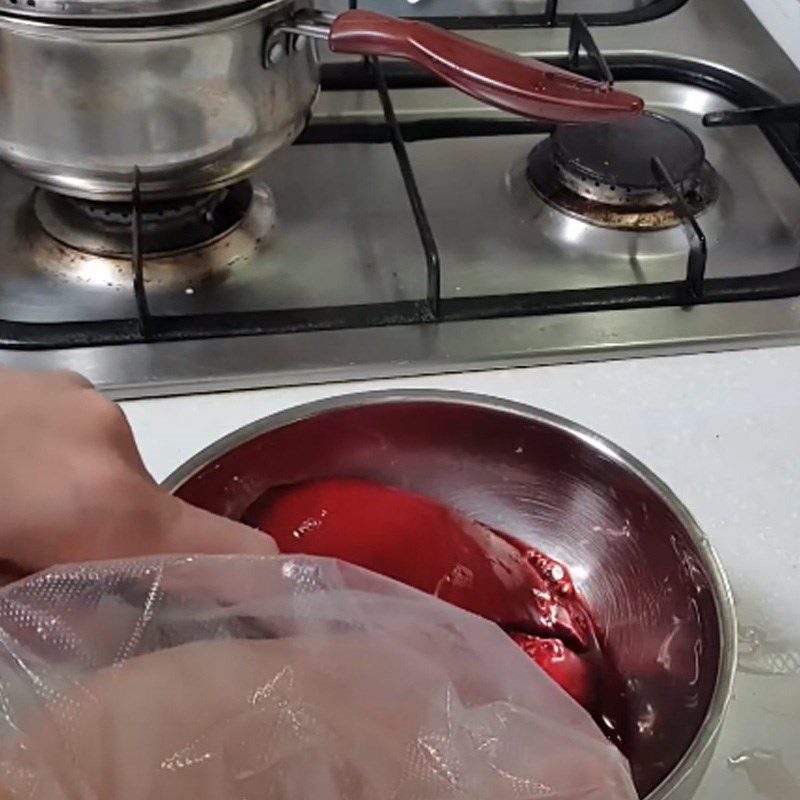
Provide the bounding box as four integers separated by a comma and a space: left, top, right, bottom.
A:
0, 555, 636, 800
0, 370, 276, 582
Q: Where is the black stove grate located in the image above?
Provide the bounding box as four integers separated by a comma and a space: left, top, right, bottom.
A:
3, 16, 800, 351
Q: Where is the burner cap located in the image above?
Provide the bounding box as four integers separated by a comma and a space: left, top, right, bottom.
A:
551, 111, 705, 206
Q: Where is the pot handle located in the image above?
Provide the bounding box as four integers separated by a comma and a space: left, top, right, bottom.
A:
289, 9, 643, 124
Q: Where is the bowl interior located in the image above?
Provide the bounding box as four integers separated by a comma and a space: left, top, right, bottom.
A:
173, 398, 727, 797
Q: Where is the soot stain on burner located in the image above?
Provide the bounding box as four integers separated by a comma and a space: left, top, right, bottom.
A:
530, 163, 718, 232
525, 111, 719, 232
36, 181, 254, 259
25, 182, 276, 291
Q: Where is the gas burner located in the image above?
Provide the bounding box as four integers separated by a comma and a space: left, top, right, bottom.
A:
35, 182, 254, 258
526, 111, 718, 231
27, 182, 276, 290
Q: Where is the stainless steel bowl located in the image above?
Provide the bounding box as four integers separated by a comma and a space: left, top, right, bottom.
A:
163, 390, 736, 800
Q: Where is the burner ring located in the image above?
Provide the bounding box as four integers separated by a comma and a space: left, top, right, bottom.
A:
526, 141, 718, 232
35, 181, 254, 258
550, 111, 706, 207
525, 111, 718, 231
27, 182, 276, 291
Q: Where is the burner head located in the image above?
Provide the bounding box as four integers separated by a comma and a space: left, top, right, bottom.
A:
35, 182, 254, 258
28, 181, 275, 291
552, 111, 705, 205
526, 111, 718, 230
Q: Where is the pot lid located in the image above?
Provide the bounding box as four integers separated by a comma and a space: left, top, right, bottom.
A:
0, 0, 268, 23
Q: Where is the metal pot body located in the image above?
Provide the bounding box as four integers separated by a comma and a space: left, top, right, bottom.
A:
163, 390, 737, 800
0, 0, 318, 199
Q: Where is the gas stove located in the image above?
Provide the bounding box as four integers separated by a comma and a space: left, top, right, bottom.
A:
2, 0, 800, 398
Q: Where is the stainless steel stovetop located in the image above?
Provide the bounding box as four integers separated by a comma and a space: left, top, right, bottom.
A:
2, 0, 800, 398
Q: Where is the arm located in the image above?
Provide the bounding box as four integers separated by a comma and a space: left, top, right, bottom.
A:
0, 369, 275, 580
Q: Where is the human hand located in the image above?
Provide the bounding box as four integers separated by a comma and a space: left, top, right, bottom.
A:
0, 369, 276, 579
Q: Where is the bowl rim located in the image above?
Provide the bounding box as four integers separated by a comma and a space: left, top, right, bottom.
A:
162, 388, 737, 800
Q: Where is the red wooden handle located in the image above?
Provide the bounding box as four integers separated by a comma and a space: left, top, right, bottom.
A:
328, 10, 643, 124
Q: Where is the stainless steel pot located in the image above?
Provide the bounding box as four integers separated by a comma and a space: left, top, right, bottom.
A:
0, 1, 643, 200
163, 390, 736, 800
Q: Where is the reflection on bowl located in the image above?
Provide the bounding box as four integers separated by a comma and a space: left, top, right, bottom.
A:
164, 390, 736, 800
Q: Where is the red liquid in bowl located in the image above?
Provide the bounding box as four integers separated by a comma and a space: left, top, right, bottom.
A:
244, 478, 626, 744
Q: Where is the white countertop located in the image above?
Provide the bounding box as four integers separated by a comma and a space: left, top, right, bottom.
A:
125, 344, 800, 799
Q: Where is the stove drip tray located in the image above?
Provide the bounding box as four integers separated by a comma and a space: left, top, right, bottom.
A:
526, 111, 718, 231
28, 181, 276, 291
